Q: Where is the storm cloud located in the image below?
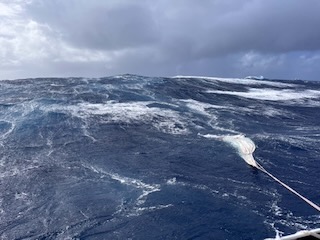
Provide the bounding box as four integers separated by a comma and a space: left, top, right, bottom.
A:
1, 0, 320, 80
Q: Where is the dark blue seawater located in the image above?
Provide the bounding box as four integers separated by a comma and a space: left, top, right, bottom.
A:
0, 75, 319, 239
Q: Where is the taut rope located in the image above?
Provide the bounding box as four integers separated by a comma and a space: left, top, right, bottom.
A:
256, 162, 320, 212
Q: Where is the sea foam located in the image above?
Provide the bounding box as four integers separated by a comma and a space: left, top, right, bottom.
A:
207, 88, 320, 102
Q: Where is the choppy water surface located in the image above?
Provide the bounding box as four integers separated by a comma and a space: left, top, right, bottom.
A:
0, 75, 319, 239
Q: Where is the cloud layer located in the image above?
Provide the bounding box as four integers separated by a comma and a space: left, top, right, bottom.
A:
1, 0, 320, 80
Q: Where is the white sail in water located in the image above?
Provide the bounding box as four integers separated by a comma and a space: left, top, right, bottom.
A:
221, 134, 320, 213
222, 134, 258, 167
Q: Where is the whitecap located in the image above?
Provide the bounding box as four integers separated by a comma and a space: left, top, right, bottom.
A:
49, 101, 189, 135
180, 99, 228, 116
172, 75, 296, 87
166, 177, 177, 185
207, 88, 320, 102
180, 99, 240, 134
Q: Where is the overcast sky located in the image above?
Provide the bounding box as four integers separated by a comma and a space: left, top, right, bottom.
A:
1, 0, 320, 80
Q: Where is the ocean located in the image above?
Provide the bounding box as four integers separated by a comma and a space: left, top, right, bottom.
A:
0, 74, 319, 239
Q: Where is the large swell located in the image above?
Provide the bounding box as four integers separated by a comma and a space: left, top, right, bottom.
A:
0, 75, 319, 239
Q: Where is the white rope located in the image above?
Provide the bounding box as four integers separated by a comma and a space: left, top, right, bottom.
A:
256, 163, 320, 213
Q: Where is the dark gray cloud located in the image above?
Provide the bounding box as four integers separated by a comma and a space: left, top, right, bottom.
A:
27, 0, 158, 50
28, 0, 320, 54
153, 0, 320, 60
1, 0, 320, 80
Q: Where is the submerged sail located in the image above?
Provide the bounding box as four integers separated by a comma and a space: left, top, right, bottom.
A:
221, 134, 320, 213
222, 134, 258, 167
